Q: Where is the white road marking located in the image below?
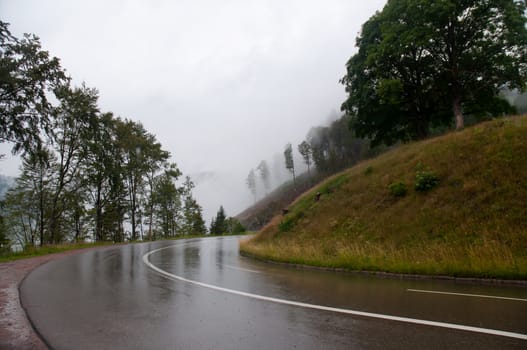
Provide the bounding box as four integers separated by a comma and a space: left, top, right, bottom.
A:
143, 244, 527, 341
408, 289, 527, 302
223, 264, 261, 274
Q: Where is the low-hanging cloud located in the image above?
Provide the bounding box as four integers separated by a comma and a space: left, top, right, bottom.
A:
1, 0, 387, 222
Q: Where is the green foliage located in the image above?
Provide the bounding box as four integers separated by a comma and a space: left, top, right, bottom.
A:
0, 211, 9, 252
278, 217, 294, 232
415, 170, 440, 192
307, 115, 371, 174
210, 206, 227, 235
389, 181, 407, 197
278, 216, 296, 232
181, 176, 207, 236
364, 166, 373, 175
0, 21, 69, 155
297, 141, 312, 175
152, 168, 182, 238
341, 0, 527, 145
225, 217, 246, 234
0, 22, 202, 246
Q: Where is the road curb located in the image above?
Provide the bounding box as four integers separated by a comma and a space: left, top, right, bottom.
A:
239, 250, 527, 287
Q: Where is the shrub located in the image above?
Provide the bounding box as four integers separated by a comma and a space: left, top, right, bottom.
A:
279, 218, 294, 232
415, 170, 440, 192
389, 181, 408, 197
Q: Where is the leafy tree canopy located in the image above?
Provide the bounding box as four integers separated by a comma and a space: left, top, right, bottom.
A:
0, 21, 69, 154
341, 0, 527, 146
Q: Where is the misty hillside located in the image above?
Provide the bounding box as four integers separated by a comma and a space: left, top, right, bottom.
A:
237, 114, 385, 230
236, 172, 325, 231
241, 115, 527, 279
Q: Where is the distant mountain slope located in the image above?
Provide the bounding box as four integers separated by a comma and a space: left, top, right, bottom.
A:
241, 115, 527, 279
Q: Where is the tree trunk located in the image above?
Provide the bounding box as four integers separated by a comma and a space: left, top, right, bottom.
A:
39, 176, 44, 247
416, 117, 429, 140
95, 183, 102, 241
453, 96, 464, 130
129, 176, 137, 240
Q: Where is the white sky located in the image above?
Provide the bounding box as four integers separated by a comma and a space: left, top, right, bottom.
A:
0, 0, 387, 222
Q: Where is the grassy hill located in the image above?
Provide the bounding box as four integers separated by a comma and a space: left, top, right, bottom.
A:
240, 115, 527, 279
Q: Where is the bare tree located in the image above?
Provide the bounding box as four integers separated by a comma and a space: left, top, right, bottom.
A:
256, 160, 270, 195
246, 169, 257, 203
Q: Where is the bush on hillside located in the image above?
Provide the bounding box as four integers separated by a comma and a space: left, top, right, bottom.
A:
389, 181, 407, 197
415, 170, 440, 192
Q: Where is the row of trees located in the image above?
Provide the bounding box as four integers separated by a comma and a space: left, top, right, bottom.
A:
283, 116, 374, 185
244, 115, 373, 202
0, 21, 206, 248
209, 205, 245, 235
245, 160, 271, 203
341, 0, 527, 146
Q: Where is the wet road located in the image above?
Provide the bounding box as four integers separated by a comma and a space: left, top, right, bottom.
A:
21, 236, 527, 349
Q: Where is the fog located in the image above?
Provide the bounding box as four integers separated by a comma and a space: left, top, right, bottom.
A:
0, 0, 387, 222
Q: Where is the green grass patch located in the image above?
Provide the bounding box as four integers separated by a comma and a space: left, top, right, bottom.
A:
0, 241, 116, 263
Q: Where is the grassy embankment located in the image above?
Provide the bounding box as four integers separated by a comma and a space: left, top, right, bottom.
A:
240, 115, 527, 279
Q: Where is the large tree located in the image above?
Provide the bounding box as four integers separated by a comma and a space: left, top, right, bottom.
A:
152, 168, 181, 238
256, 160, 271, 195
0, 21, 68, 155
297, 141, 312, 177
180, 176, 206, 236
3, 148, 54, 247
115, 119, 167, 240
210, 206, 227, 235
341, 0, 527, 145
84, 112, 123, 241
47, 85, 100, 243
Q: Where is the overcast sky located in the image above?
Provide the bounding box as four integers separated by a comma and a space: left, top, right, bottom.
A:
1, 0, 386, 222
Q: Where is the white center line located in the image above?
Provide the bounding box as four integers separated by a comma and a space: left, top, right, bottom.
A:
143, 244, 527, 341
407, 289, 527, 302
223, 264, 261, 274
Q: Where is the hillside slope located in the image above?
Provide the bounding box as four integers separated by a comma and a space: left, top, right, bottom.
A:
235, 172, 324, 231
240, 116, 527, 279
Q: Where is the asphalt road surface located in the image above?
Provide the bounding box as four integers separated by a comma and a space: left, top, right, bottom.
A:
21, 236, 527, 349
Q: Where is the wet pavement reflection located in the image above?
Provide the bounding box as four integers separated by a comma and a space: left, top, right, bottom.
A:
20, 236, 527, 349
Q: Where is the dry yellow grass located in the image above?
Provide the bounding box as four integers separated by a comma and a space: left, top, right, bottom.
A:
240, 115, 527, 279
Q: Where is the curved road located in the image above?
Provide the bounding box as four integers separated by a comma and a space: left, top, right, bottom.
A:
21, 236, 527, 349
